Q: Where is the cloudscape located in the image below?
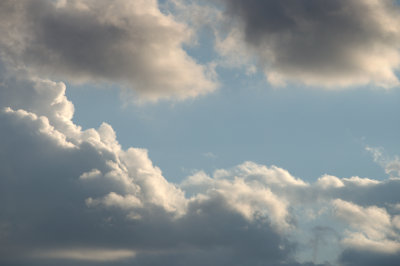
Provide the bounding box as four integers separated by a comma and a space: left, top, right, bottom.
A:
1, 0, 400, 265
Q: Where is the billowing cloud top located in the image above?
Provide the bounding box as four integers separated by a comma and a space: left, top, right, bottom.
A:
1, 65, 400, 265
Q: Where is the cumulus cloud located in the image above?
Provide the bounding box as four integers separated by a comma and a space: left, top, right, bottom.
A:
0, 0, 217, 101
1, 66, 399, 265
1, 72, 400, 265
333, 199, 397, 244
1, 2, 400, 264
218, 0, 400, 88
0, 64, 304, 265
333, 199, 400, 265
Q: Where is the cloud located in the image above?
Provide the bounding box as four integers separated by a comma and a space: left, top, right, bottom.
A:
339, 249, 400, 266
218, 0, 400, 88
0, 65, 305, 265
32, 248, 136, 262
1, 68, 400, 265
182, 161, 400, 265
366, 146, 400, 178
316, 175, 345, 189
1, 5, 400, 262
0, 0, 216, 102
333, 199, 397, 244
334, 199, 400, 265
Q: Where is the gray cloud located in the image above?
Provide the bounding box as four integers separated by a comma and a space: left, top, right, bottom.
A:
0, 65, 307, 265
0, 0, 216, 102
220, 0, 400, 88
1, 68, 399, 264
1, 3, 400, 262
339, 249, 400, 266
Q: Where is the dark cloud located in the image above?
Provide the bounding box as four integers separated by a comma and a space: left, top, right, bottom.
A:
339, 249, 400, 266
0, 0, 216, 101
2, 89, 396, 266
2, 66, 399, 264
0, 66, 303, 266
221, 0, 400, 87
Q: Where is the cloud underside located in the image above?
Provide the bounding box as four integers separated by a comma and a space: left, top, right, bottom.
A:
0, 0, 216, 101
0, 0, 399, 101
219, 0, 400, 88
1, 67, 400, 266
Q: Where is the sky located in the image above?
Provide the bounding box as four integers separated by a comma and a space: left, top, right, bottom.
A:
0, 0, 400, 265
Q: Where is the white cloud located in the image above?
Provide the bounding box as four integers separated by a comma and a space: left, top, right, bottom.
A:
32, 248, 136, 262
342, 176, 381, 186
213, 161, 308, 187
316, 175, 345, 189
333, 199, 400, 255
333, 199, 394, 240
3, 107, 76, 149
342, 232, 400, 254
79, 168, 102, 180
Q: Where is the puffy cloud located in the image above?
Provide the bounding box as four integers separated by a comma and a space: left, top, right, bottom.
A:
0, 65, 306, 265
219, 0, 400, 88
0, 0, 216, 102
181, 162, 400, 264
214, 161, 308, 187
183, 171, 292, 231
1, 72, 400, 265
316, 175, 345, 189
333, 199, 395, 242
2, 1, 400, 265
333, 199, 400, 265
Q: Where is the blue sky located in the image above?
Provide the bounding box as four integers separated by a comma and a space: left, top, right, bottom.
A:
66, 6, 400, 183
67, 66, 400, 183
1, 0, 400, 265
